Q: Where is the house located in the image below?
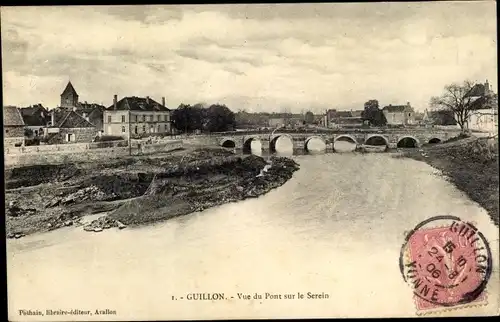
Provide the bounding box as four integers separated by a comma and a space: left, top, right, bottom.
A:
3, 106, 25, 147
75, 102, 106, 133
327, 110, 364, 128
58, 81, 105, 132
464, 80, 498, 134
382, 102, 415, 125
19, 104, 50, 137
45, 109, 98, 144
103, 95, 172, 139
422, 109, 458, 127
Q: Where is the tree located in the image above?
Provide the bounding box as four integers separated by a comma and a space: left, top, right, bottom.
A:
430, 80, 492, 131
24, 128, 33, 137
304, 111, 315, 124
204, 104, 235, 132
430, 110, 457, 126
172, 103, 204, 133
362, 99, 387, 126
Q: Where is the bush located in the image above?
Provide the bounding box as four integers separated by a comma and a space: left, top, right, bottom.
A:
24, 138, 41, 146
95, 135, 124, 142
442, 133, 471, 144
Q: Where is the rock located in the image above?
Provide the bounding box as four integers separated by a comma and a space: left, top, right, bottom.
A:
83, 225, 94, 232
64, 220, 73, 226
235, 186, 244, 192
117, 221, 127, 230
14, 233, 25, 239
7, 233, 15, 239
103, 224, 111, 229
93, 227, 103, 232
47, 223, 53, 228
55, 223, 62, 228
45, 197, 61, 208
72, 215, 79, 220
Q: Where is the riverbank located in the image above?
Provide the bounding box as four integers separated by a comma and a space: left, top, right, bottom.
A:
396, 136, 499, 226
5, 148, 300, 238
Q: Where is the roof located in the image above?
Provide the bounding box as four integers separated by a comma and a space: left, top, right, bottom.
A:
3, 106, 25, 126
465, 83, 487, 98
382, 105, 413, 113
106, 96, 169, 111
75, 102, 105, 115
336, 111, 353, 118
55, 110, 95, 128
61, 81, 78, 97
350, 110, 364, 118
19, 105, 50, 126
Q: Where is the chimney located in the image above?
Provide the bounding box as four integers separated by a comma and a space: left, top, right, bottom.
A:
51, 109, 55, 126
113, 95, 117, 110
146, 96, 150, 104
162, 97, 165, 107
407, 101, 410, 106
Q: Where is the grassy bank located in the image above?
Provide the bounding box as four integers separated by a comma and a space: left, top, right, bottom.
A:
398, 136, 499, 226
5, 148, 300, 238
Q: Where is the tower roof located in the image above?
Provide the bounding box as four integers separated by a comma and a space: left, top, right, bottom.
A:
61, 81, 78, 97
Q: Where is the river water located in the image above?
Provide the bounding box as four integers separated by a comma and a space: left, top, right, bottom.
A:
7, 138, 499, 320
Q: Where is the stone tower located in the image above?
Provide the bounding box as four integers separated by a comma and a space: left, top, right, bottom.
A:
60, 81, 79, 108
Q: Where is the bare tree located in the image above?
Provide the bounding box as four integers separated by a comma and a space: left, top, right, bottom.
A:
430, 80, 491, 132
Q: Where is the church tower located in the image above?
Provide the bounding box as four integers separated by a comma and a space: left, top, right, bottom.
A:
60, 81, 79, 108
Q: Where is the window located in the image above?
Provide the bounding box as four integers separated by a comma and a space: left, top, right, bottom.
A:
107, 115, 111, 123
150, 124, 154, 132
121, 115, 125, 123
142, 125, 146, 132
158, 124, 161, 132
165, 124, 168, 132
122, 126, 126, 133
157, 115, 161, 122
134, 126, 138, 134
135, 115, 138, 123
150, 115, 154, 122
143, 115, 146, 122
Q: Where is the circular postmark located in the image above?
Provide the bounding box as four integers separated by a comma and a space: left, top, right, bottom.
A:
399, 216, 492, 308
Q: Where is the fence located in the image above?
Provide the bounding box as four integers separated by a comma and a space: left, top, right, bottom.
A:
4, 140, 183, 167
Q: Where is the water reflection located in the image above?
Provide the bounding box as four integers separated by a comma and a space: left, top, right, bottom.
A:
250, 140, 262, 156
334, 140, 357, 152
274, 136, 294, 155
306, 138, 326, 154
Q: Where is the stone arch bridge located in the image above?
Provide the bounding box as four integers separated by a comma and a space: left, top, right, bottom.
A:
198, 128, 462, 152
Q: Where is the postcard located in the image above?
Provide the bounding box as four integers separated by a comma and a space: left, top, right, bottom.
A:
3, 2, 499, 320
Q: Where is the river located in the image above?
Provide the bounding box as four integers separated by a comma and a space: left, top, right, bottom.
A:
6, 138, 499, 320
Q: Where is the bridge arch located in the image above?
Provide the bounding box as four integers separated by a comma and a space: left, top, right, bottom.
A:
364, 134, 389, 146
220, 137, 236, 148
304, 136, 326, 152
270, 134, 294, 152
334, 135, 358, 144
428, 137, 442, 144
242, 136, 262, 153
397, 136, 420, 148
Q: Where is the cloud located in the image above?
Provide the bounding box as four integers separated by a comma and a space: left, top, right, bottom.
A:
1, 3, 497, 113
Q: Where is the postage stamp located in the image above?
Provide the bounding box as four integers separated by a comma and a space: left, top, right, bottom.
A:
399, 216, 493, 315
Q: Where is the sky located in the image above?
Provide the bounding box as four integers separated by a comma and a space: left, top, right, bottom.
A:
1, 2, 497, 113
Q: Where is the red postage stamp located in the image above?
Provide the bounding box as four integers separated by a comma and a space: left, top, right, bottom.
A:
399, 216, 492, 314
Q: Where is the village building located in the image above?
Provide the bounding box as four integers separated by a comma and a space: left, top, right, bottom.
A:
3, 106, 26, 147
382, 102, 415, 126
326, 110, 364, 128
55, 81, 105, 133
464, 80, 498, 135
103, 95, 171, 139
74, 102, 106, 133
45, 109, 97, 144
19, 104, 50, 137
